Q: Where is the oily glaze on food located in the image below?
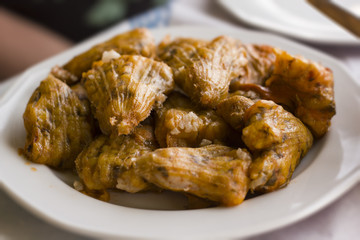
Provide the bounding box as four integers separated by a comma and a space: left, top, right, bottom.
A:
231, 49, 335, 138
135, 145, 252, 206
155, 92, 238, 148
234, 44, 276, 86
76, 125, 157, 192
216, 93, 254, 132
217, 95, 313, 192
82, 55, 174, 136
23, 74, 95, 169
22, 28, 335, 207
158, 36, 248, 108
243, 100, 313, 192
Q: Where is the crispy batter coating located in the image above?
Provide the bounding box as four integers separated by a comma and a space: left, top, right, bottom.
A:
155, 92, 238, 148
82, 55, 174, 135
63, 28, 155, 83
158, 36, 247, 108
242, 100, 313, 193
76, 125, 157, 192
23, 74, 95, 168
135, 145, 252, 206
231, 49, 335, 138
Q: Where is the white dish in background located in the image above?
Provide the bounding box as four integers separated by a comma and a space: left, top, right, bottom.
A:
0, 26, 360, 240
218, 0, 360, 45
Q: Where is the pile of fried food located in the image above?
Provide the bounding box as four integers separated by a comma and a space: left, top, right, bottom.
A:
23, 28, 335, 207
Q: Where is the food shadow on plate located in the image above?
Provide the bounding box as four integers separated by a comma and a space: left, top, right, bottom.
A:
51, 169, 197, 211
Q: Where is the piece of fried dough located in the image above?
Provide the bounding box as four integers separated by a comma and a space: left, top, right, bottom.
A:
231, 49, 335, 138
243, 100, 313, 192
233, 44, 275, 86
135, 145, 252, 206
217, 95, 313, 192
265, 49, 335, 138
76, 125, 157, 192
63, 28, 156, 83
82, 55, 174, 135
23, 74, 95, 168
155, 92, 238, 148
158, 36, 247, 108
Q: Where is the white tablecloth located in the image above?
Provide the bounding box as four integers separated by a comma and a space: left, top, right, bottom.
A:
1, 1, 359, 239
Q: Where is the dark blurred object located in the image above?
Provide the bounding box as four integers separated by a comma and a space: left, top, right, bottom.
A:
307, 0, 360, 38
0, 0, 168, 42
0, 7, 72, 80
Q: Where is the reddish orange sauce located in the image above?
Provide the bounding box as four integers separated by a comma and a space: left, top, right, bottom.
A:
80, 188, 110, 202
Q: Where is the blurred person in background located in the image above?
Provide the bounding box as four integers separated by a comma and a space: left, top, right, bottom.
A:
0, 0, 168, 80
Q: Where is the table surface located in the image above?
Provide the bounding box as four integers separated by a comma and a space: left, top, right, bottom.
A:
1, 1, 359, 239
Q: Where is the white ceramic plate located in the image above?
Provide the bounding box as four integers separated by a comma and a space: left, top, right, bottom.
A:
0, 26, 360, 240
218, 0, 360, 45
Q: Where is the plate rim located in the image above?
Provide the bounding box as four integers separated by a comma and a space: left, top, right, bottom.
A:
1, 25, 360, 240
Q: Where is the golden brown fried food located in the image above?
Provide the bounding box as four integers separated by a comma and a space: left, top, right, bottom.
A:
216, 95, 313, 192
63, 28, 155, 83
23, 74, 95, 168
242, 100, 313, 193
21, 30, 336, 208
265, 49, 335, 138
82, 55, 174, 136
76, 125, 157, 192
158, 36, 247, 108
155, 92, 238, 148
135, 145, 252, 206
231, 49, 335, 138
216, 93, 255, 132
157, 37, 209, 78
234, 44, 275, 85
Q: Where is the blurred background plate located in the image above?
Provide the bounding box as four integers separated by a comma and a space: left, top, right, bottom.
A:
218, 0, 360, 45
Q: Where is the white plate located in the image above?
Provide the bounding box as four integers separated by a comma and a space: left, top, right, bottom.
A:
0, 26, 360, 240
218, 0, 360, 45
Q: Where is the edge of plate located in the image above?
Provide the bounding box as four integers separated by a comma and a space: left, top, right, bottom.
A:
0, 25, 360, 240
